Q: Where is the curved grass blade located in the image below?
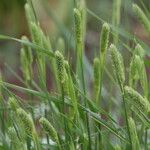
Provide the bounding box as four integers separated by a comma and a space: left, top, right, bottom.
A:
0, 35, 54, 57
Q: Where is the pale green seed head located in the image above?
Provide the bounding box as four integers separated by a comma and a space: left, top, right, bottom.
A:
129, 55, 141, 87
30, 22, 42, 46
128, 117, 140, 150
134, 44, 145, 58
74, 8, 82, 44
93, 58, 100, 81
110, 44, 125, 88
8, 97, 19, 112
112, 0, 121, 26
39, 117, 58, 143
93, 57, 100, 103
100, 23, 110, 53
124, 86, 150, 113
8, 127, 19, 144
20, 48, 31, 81
25, 3, 36, 23
21, 36, 33, 63
55, 51, 66, 84
17, 108, 35, 136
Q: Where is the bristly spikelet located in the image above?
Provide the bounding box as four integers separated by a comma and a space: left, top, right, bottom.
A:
134, 44, 145, 58
129, 55, 141, 87
133, 4, 150, 35
128, 117, 140, 150
112, 0, 121, 26
55, 51, 66, 84
25, 3, 36, 23
100, 23, 110, 53
20, 36, 33, 82
124, 86, 150, 113
21, 36, 33, 63
39, 117, 59, 143
74, 8, 82, 55
24, 3, 36, 33
30, 22, 43, 47
76, 0, 86, 39
139, 59, 148, 98
74, 8, 82, 43
112, 0, 121, 44
17, 108, 35, 136
110, 44, 125, 88
8, 97, 19, 112
8, 127, 19, 142
93, 58, 100, 103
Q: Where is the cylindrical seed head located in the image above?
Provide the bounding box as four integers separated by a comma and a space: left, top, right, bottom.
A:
124, 86, 150, 113
110, 44, 125, 88
17, 108, 35, 136
39, 117, 59, 143
100, 23, 110, 53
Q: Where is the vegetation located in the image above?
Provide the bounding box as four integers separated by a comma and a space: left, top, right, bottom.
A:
0, 0, 150, 149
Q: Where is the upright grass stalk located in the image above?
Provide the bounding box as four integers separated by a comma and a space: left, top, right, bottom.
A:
74, 7, 91, 149
110, 44, 132, 148
93, 23, 110, 150
93, 58, 100, 103
55, 51, 68, 146
98, 23, 110, 104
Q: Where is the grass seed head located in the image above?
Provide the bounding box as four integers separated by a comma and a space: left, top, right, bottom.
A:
74, 8, 82, 45
55, 51, 66, 84
100, 23, 110, 53
25, 3, 36, 24
129, 55, 141, 87
17, 108, 35, 136
8, 97, 19, 112
110, 44, 125, 88
134, 44, 145, 58
8, 127, 19, 144
39, 117, 58, 143
124, 86, 150, 113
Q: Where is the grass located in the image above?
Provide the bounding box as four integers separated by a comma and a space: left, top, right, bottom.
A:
0, 0, 150, 150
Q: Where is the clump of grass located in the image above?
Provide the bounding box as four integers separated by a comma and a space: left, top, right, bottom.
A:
0, 1, 149, 150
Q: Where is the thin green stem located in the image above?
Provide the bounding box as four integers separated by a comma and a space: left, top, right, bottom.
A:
120, 86, 132, 149
80, 55, 91, 150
